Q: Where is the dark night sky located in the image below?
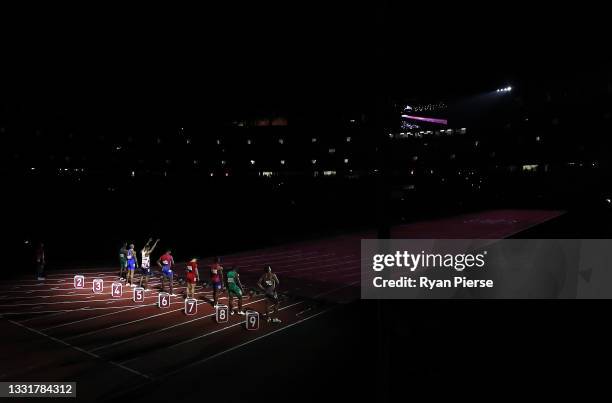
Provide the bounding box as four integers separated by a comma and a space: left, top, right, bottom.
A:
1, 2, 610, 126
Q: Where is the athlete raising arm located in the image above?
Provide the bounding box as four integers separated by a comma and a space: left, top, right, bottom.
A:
139, 238, 159, 291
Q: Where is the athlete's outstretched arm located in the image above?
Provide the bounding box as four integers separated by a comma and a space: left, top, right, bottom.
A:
149, 239, 160, 254
273, 273, 280, 286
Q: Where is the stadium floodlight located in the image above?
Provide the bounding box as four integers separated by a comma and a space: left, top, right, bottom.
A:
401, 115, 448, 125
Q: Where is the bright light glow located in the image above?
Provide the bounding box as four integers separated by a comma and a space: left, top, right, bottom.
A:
522, 164, 538, 172
250, 160, 255, 165
344, 158, 349, 163
401, 115, 448, 125
311, 159, 317, 164
280, 160, 285, 165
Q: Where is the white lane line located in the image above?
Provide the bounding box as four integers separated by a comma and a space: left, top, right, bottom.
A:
8, 304, 158, 320
0, 292, 185, 307
312, 280, 360, 297
232, 252, 333, 270
92, 297, 268, 353
64, 301, 203, 341
0, 250, 330, 286
6, 318, 151, 379
274, 258, 360, 275
238, 254, 349, 274
41, 304, 154, 331
0, 279, 186, 294
168, 301, 305, 349
158, 307, 333, 379
17, 248, 317, 280
119, 301, 305, 365
288, 264, 360, 281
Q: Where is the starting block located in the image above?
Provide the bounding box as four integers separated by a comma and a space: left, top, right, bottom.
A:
215, 304, 229, 323
184, 298, 197, 315
74, 275, 84, 289
158, 292, 170, 308
245, 310, 259, 330
92, 278, 104, 294
133, 287, 145, 302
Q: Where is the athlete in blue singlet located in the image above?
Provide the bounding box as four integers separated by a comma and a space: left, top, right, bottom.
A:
125, 244, 138, 287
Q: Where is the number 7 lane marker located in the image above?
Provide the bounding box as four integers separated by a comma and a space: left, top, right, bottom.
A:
90, 297, 269, 352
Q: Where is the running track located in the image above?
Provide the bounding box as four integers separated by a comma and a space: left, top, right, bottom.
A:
0, 209, 563, 401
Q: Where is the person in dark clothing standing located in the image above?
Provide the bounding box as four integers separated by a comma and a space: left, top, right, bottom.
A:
35, 242, 45, 280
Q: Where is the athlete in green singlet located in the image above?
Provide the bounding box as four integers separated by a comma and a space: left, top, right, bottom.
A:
226, 266, 245, 316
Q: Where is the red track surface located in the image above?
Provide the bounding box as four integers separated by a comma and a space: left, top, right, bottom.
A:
0, 209, 562, 401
